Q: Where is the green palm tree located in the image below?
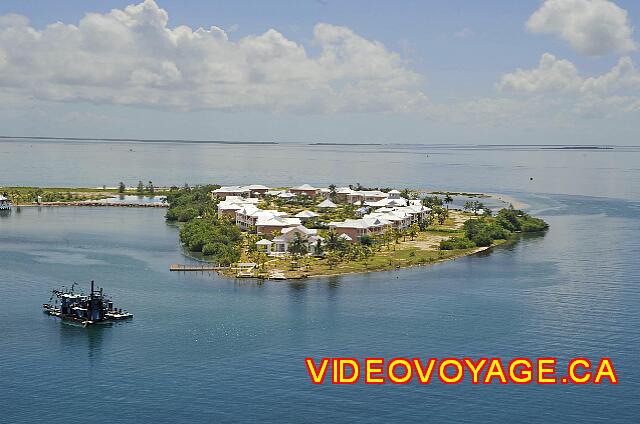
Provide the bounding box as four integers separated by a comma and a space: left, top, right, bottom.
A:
288, 233, 308, 258
444, 194, 453, 210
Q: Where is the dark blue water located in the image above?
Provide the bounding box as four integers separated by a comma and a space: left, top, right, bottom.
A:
1, 141, 639, 423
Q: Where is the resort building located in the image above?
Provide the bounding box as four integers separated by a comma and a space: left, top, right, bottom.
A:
277, 192, 296, 200
243, 184, 270, 197
289, 184, 319, 197
255, 214, 301, 236
235, 204, 300, 234
318, 188, 332, 199
218, 183, 431, 248
217, 196, 259, 218
365, 197, 408, 208
328, 217, 392, 242
269, 226, 324, 256
213, 186, 250, 199
388, 189, 402, 199
335, 187, 392, 204
328, 203, 431, 242
212, 185, 270, 199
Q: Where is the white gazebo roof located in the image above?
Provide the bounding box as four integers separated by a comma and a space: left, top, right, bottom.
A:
317, 199, 337, 208
256, 239, 273, 245
294, 210, 320, 218
338, 233, 353, 241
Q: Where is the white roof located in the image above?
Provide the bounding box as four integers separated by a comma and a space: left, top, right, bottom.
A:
365, 212, 406, 223
338, 233, 353, 241
405, 204, 431, 213
317, 199, 337, 208
273, 226, 317, 242
237, 204, 260, 215
0, 195, 7, 201
329, 219, 370, 229
277, 192, 296, 198
221, 196, 258, 205
281, 225, 317, 236
294, 210, 319, 218
256, 215, 301, 227
389, 189, 401, 194
363, 216, 391, 226
243, 184, 269, 190
256, 239, 273, 245
360, 190, 387, 197
213, 185, 250, 193
365, 198, 408, 207
292, 184, 317, 191
218, 203, 243, 211
336, 187, 355, 194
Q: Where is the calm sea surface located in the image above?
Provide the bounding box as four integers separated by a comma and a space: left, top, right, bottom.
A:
1, 140, 639, 423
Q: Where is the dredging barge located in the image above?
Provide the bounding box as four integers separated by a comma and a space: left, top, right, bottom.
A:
43, 280, 133, 326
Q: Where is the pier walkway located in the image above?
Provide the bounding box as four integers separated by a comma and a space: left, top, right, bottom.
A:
169, 264, 228, 272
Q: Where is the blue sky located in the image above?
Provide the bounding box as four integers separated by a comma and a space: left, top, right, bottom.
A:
0, 0, 638, 144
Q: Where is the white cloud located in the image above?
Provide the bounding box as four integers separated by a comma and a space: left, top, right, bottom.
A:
0, 0, 427, 113
526, 0, 637, 56
496, 53, 582, 93
497, 52, 640, 118
498, 53, 640, 95
581, 56, 640, 93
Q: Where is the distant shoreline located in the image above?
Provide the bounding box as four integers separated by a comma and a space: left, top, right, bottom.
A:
0, 135, 277, 145
0, 136, 628, 149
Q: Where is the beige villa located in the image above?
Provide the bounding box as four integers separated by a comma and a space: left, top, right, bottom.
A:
257, 225, 324, 256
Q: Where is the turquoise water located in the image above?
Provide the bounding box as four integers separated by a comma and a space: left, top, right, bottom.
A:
1, 141, 639, 423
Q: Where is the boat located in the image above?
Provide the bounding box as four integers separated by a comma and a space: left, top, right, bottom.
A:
0, 193, 11, 211
43, 280, 133, 327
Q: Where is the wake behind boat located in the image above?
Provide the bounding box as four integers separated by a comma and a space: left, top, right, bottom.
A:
43, 280, 132, 327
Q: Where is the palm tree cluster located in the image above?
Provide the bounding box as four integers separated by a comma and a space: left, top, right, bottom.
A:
463, 200, 486, 215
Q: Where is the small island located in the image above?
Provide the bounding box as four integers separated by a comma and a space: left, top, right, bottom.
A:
1, 182, 169, 207
1, 182, 548, 280
166, 184, 549, 279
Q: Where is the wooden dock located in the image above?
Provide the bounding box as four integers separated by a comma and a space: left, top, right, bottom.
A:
169, 264, 228, 272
